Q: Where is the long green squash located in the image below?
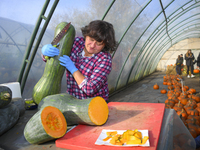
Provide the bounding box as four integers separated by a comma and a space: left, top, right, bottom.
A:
0, 86, 12, 108
0, 104, 19, 136
32, 22, 75, 105
38, 93, 109, 126
24, 106, 67, 144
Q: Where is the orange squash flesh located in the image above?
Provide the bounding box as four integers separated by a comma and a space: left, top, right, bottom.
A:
24, 106, 67, 144
88, 96, 109, 125
41, 106, 67, 138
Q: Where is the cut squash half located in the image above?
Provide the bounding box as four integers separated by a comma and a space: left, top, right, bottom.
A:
38, 93, 109, 126
24, 106, 67, 144
41, 106, 67, 138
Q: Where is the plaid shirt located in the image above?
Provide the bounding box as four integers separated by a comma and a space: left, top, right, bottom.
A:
66, 37, 112, 101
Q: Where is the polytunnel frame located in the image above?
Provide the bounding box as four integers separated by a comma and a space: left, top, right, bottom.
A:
0, 25, 23, 55
129, 1, 200, 83
139, 17, 200, 78
144, 5, 200, 76
19, 0, 59, 93
132, 0, 199, 81
17, 0, 200, 94
148, 32, 200, 74
141, 14, 200, 76
113, 0, 175, 88
148, 28, 200, 74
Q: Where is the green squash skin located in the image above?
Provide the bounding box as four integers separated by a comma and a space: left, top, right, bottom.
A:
0, 104, 19, 136
0, 86, 12, 108
38, 93, 107, 126
24, 107, 56, 144
32, 22, 75, 105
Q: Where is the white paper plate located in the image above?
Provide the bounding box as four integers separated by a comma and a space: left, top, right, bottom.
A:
95, 129, 150, 147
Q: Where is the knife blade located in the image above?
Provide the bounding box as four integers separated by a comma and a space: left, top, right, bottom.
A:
51, 22, 71, 46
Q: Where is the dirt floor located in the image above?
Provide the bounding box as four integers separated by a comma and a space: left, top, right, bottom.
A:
0, 71, 200, 150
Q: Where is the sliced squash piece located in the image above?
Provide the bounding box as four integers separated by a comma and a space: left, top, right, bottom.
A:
126, 138, 142, 145
38, 93, 109, 126
24, 106, 67, 144
142, 136, 149, 145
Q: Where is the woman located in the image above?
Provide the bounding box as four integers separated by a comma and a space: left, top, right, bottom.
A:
175, 55, 182, 75
42, 20, 117, 101
185, 49, 195, 78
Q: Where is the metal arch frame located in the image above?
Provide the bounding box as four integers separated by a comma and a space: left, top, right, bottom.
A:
130, 0, 197, 80
110, 0, 152, 58
141, 8, 200, 77
147, 29, 200, 74
109, 0, 153, 90
148, 33, 200, 74
136, 17, 200, 80
19, 0, 59, 93
0, 25, 23, 55
129, 2, 200, 83
113, 0, 176, 89
146, 29, 200, 75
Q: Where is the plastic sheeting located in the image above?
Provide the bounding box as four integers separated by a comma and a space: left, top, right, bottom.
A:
157, 109, 196, 150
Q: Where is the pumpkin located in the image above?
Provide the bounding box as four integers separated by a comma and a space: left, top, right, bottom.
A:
173, 101, 183, 112
188, 88, 196, 94
0, 104, 20, 136
153, 83, 159, 90
24, 106, 67, 144
38, 93, 109, 126
187, 119, 200, 135
0, 86, 12, 108
192, 94, 200, 103
163, 81, 167, 85
177, 109, 188, 120
193, 69, 200, 74
32, 22, 76, 104
160, 89, 167, 94
189, 128, 198, 138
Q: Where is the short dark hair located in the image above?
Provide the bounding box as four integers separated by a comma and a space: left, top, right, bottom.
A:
81, 20, 117, 53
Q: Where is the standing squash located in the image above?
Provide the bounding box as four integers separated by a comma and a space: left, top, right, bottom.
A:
38, 93, 109, 126
0, 86, 12, 108
24, 106, 67, 144
0, 104, 19, 135
32, 22, 75, 104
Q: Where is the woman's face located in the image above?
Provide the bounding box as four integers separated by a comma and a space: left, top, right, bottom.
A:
188, 50, 191, 53
84, 36, 105, 57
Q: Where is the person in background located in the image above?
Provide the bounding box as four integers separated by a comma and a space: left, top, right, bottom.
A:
180, 54, 183, 65
175, 55, 182, 75
41, 20, 117, 102
185, 49, 195, 78
197, 52, 200, 69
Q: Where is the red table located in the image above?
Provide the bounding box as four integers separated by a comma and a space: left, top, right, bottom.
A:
56, 102, 165, 150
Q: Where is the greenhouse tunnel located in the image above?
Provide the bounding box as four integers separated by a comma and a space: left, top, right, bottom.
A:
0, 0, 200, 98
1, 0, 200, 149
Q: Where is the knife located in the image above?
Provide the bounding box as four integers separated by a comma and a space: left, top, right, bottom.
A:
51, 22, 71, 47
45, 22, 71, 60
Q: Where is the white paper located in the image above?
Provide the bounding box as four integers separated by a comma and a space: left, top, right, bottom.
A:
95, 129, 150, 147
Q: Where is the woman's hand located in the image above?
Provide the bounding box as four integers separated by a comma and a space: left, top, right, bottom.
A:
59, 55, 78, 74
41, 44, 60, 57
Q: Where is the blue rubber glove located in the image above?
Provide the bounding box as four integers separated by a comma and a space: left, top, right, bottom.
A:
59, 55, 78, 74
41, 44, 59, 57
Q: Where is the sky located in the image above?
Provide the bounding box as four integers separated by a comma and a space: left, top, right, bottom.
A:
0, 0, 89, 25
